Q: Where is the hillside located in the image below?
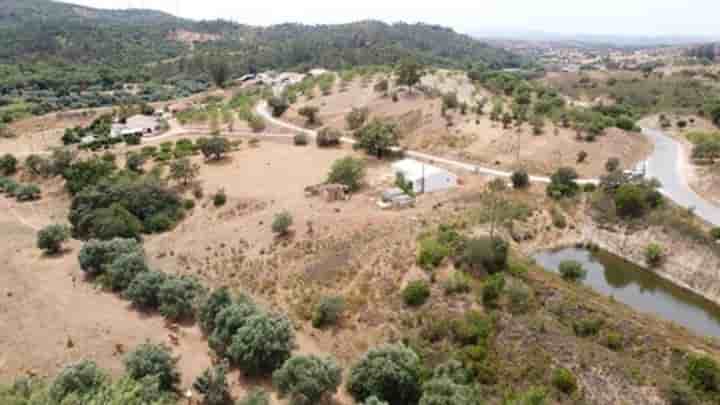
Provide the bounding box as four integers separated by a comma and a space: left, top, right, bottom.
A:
0, 0, 521, 69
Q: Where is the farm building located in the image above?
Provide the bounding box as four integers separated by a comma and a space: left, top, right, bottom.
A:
111, 115, 161, 138
392, 159, 458, 194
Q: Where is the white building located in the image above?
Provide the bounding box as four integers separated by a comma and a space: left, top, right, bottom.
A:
111, 115, 161, 138
392, 159, 458, 194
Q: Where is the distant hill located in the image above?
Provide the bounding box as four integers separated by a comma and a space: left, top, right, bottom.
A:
687, 43, 720, 61
0, 0, 522, 69
471, 29, 718, 48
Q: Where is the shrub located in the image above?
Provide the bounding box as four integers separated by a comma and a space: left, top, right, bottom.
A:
298, 106, 320, 126
374, 79, 389, 93
347, 344, 422, 405
711, 227, 720, 240
238, 389, 271, 405
124, 270, 167, 309
49, 360, 107, 403
511, 169, 530, 189
25, 154, 50, 177
346, 107, 370, 130
551, 367, 577, 394
583, 183, 597, 193
198, 287, 233, 334
272, 211, 293, 236
158, 276, 205, 322
362, 397, 390, 405
451, 310, 492, 346
78, 238, 143, 276
126, 152, 146, 173
327, 156, 365, 192
615, 184, 651, 218
546, 167, 579, 199
645, 243, 664, 267
0, 153, 17, 175
316, 127, 341, 147
82, 375, 174, 404
481, 273, 505, 308
15, 184, 41, 201
443, 271, 471, 295
442, 92, 459, 110
273, 355, 342, 405
249, 115, 267, 132
550, 207, 567, 229
417, 237, 450, 270
458, 237, 509, 275
269, 96, 289, 117
213, 189, 227, 207
37, 224, 71, 254
605, 157, 621, 173
209, 301, 259, 355
687, 355, 720, 392
193, 363, 232, 405
603, 332, 623, 351
573, 318, 603, 337
664, 381, 698, 405
0, 176, 18, 194
293, 133, 308, 146
558, 260, 586, 282
312, 296, 345, 328
227, 313, 295, 375
507, 284, 532, 314
402, 280, 431, 307
106, 252, 149, 292
577, 150, 588, 163
419, 377, 478, 405
124, 343, 180, 391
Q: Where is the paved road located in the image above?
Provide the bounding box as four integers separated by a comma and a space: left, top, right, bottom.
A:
643, 128, 720, 226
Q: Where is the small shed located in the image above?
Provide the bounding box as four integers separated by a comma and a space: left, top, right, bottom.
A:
392, 159, 458, 194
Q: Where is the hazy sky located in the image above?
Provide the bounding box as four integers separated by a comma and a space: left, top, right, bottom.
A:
61, 0, 720, 38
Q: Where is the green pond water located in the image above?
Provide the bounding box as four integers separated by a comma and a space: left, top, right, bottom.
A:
533, 247, 720, 338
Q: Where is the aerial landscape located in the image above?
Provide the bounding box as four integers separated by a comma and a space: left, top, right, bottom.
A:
4, 0, 720, 404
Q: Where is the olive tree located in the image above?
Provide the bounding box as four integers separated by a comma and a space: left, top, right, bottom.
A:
106, 252, 149, 292
78, 238, 143, 276
157, 276, 205, 322
169, 158, 200, 186
227, 313, 295, 375
327, 157, 365, 192
37, 224, 71, 254
49, 360, 107, 403
354, 119, 399, 159
347, 344, 422, 405
273, 355, 342, 405
193, 363, 232, 405
396, 59, 423, 93
124, 343, 180, 391
209, 301, 259, 355
198, 287, 233, 334
201, 137, 230, 161
124, 270, 167, 310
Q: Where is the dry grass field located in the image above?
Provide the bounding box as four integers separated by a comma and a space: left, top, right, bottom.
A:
284, 73, 652, 178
